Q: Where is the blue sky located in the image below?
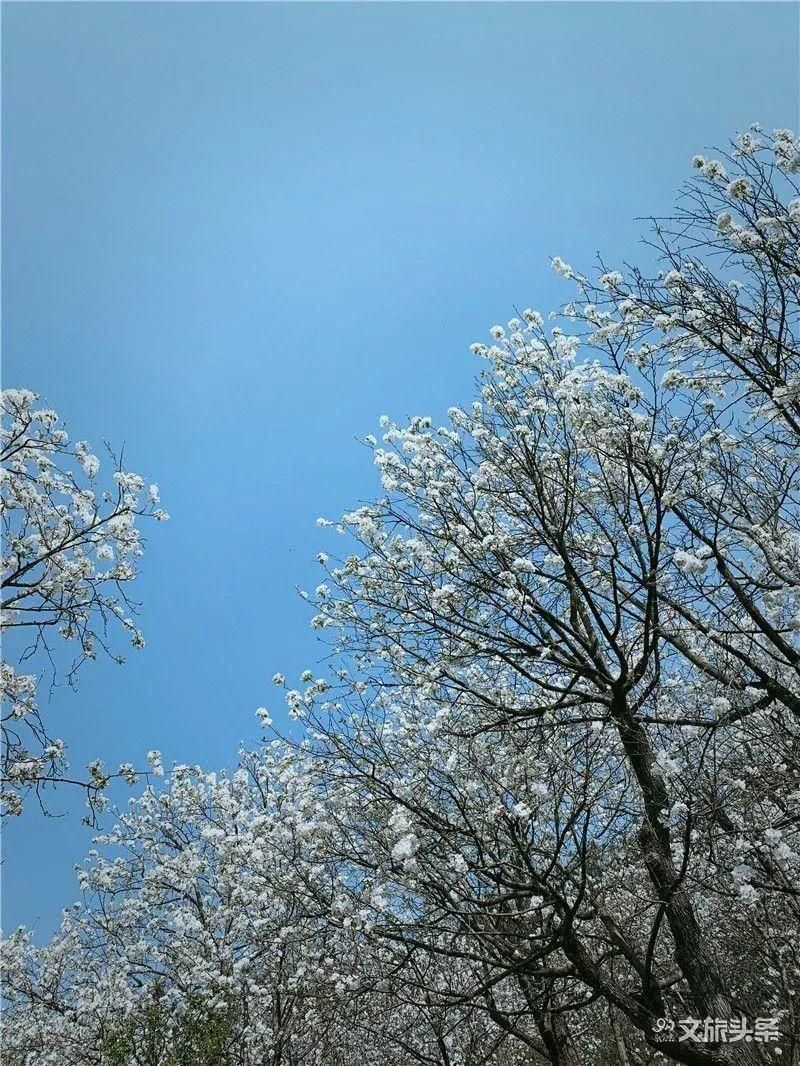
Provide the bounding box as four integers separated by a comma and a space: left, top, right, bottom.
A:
2, 1, 798, 937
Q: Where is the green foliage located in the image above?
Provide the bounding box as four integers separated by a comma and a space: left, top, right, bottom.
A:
100, 995, 240, 1066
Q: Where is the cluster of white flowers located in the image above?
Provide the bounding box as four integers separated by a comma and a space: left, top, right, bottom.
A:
1, 388, 167, 815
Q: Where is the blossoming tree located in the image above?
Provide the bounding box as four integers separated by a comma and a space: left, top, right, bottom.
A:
296, 125, 800, 1065
1, 388, 167, 816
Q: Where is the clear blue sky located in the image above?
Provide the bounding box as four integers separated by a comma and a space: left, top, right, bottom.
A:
2, 2, 798, 937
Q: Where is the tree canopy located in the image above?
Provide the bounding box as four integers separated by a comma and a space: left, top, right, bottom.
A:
3, 124, 800, 1065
